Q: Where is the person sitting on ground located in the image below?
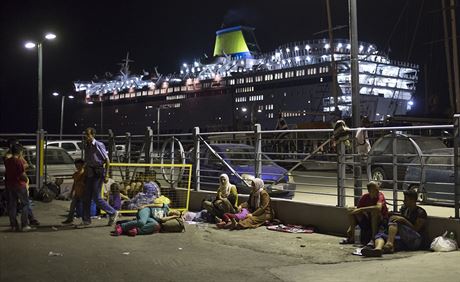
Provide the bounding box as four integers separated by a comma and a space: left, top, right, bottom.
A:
216, 207, 249, 229
111, 204, 181, 236
361, 190, 427, 257
202, 173, 238, 222
62, 159, 86, 224
126, 180, 160, 210
109, 182, 129, 211
233, 178, 274, 229
340, 181, 388, 245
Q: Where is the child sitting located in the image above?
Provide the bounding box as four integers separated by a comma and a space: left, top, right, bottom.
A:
216, 207, 249, 229
109, 183, 129, 211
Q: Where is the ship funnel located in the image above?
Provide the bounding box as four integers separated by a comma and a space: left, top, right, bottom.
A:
213, 26, 260, 59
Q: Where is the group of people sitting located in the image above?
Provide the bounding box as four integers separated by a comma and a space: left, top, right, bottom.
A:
341, 181, 428, 257
202, 174, 274, 230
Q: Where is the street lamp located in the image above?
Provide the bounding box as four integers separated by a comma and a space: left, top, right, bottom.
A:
24, 32, 57, 131
52, 92, 74, 139
24, 32, 56, 193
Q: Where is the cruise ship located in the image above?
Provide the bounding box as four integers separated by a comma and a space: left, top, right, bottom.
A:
74, 25, 419, 134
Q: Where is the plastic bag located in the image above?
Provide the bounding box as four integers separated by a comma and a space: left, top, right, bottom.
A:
430, 231, 458, 252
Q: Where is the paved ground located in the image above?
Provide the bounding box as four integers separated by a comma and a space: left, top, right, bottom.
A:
1, 200, 459, 282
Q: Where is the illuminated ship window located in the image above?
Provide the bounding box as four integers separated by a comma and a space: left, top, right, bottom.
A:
249, 95, 263, 101
115, 108, 118, 113
284, 71, 294, 78
268, 113, 274, 119
274, 73, 283, 79
264, 74, 273, 81
296, 70, 305, 76
235, 87, 254, 93
235, 97, 247, 103
255, 75, 263, 82
160, 89, 167, 94
245, 77, 253, 83
114, 94, 120, 100
154, 89, 160, 95
164, 103, 181, 109
167, 87, 173, 93
130, 93, 136, 98
229, 79, 235, 85
180, 86, 187, 91
174, 87, 181, 92
166, 94, 186, 101
236, 78, 245, 84
136, 92, 142, 97
148, 90, 154, 96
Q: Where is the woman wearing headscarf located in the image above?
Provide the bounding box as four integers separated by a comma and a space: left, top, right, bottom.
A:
235, 178, 274, 229
202, 174, 238, 221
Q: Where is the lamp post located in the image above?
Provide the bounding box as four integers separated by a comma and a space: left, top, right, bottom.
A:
25, 33, 56, 193
52, 92, 74, 139
25, 33, 56, 131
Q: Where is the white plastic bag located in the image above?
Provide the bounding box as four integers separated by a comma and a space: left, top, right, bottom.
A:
430, 231, 458, 252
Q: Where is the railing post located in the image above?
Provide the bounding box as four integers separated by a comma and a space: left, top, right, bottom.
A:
35, 129, 45, 193
125, 132, 131, 181
353, 142, 362, 207
392, 132, 398, 212
170, 136, 175, 190
144, 127, 153, 164
454, 114, 460, 218
337, 141, 346, 207
107, 129, 114, 178
125, 132, 131, 164
193, 127, 200, 191
254, 123, 262, 178
108, 129, 114, 161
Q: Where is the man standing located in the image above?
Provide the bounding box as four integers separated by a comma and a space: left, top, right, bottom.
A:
340, 181, 388, 245
362, 190, 427, 257
82, 127, 119, 226
4, 145, 34, 231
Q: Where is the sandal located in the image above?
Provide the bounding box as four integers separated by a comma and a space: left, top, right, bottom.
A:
339, 238, 355, 244
361, 247, 382, 257
382, 243, 394, 254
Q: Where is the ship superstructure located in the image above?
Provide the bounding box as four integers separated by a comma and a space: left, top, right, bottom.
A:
74, 26, 418, 133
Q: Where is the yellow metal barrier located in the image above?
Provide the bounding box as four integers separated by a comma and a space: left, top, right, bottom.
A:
100, 163, 192, 214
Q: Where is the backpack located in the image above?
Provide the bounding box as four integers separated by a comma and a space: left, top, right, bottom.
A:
161, 217, 185, 233
37, 182, 60, 202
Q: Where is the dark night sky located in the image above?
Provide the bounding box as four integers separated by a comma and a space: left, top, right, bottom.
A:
0, 0, 458, 133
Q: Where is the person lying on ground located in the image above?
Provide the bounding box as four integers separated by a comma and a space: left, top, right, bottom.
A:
111, 204, 181, 236
340, 181, 388, 245
361, 190, 427, 257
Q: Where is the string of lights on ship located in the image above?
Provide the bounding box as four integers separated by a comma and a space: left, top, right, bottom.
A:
75, 38, 418, 107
